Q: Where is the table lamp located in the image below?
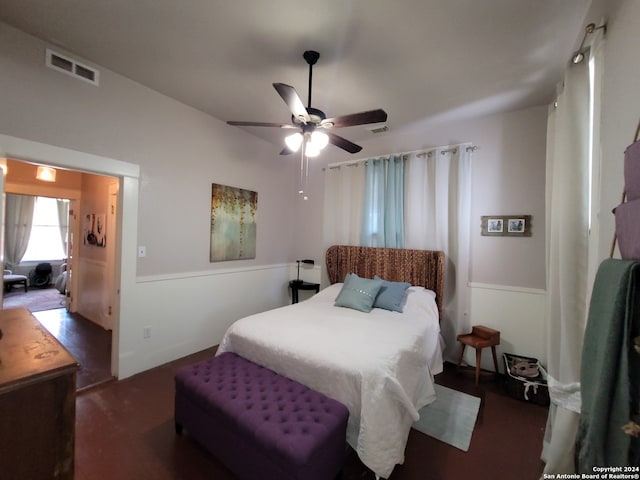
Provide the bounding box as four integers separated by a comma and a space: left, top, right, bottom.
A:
293, 259, 315, 284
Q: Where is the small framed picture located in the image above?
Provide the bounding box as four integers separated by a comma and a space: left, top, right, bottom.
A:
508, 218, 525, 233
481, 215, 531, 236
487, 218, 504, 233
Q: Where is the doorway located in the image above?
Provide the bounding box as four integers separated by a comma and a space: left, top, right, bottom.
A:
0, 132, 141, 381
2, 158, 119, 389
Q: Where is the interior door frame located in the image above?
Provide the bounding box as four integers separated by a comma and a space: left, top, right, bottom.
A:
106, 183, 119, 330
0, 133, 140, 379
0, 167, 5, 308
66, 199, 79, 312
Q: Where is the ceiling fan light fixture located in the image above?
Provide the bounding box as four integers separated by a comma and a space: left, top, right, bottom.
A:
305, 143, 321, 157
285, 132, 303, 152
310, 131, 329, 150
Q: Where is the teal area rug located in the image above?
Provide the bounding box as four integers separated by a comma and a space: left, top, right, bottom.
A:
412, 384, 481, 451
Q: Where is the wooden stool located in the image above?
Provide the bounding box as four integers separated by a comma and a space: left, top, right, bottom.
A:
456, 325, 500, 384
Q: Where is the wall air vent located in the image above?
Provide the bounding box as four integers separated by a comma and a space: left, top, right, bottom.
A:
46, 49, 99, 86
367, 125, 389, 134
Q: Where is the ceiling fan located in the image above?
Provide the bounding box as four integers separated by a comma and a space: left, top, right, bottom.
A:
227, 50, 388, 157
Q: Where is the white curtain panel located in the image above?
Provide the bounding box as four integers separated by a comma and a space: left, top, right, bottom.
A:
405, 146, 472, 362
541, 58, 591, 475
323, 163, 366, 248
4, 193, 36, 269
56, 199, 69, 257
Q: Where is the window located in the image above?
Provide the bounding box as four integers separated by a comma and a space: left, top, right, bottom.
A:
22, 197, 68, 262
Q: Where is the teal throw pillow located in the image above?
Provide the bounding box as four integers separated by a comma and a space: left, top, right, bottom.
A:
373, 275, 411, 312
334, 274, 383, 313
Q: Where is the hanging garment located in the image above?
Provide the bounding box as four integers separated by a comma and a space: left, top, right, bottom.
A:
575, 259, 640, 471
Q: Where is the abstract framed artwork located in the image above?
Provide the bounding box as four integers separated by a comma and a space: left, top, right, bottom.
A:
210, 183, 258, 262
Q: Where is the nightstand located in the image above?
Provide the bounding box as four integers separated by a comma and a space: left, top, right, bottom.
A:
289, 280, 320, 304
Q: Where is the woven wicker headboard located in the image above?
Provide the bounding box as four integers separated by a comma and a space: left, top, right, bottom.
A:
326, 245, 445, 314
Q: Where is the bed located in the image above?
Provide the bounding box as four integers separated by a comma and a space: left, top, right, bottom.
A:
217, 245, 445, 479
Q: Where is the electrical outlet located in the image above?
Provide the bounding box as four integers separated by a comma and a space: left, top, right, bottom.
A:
143, 326, 151, 339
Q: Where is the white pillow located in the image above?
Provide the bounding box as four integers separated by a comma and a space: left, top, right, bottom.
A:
311, 283, 343, 300
401, 286, 439, 318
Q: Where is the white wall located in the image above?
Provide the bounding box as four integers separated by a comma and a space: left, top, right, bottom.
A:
0, 22, 299, 378
468, 283, 546, 372
0, 22, 297, 276
298, 105, 548, 290
120, 264, 292, 378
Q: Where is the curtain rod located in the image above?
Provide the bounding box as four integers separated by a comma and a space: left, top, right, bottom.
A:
571, 22, 607, 64
416, 144, 478, 158
325, 142, 477, 170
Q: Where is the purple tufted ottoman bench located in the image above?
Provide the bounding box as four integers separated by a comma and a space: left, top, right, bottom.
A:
174, 352, 349, 480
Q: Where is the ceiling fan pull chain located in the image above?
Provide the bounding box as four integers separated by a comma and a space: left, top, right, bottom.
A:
304, 153, 310, 199
298, 147, 310, 200
299, 147, 305, 195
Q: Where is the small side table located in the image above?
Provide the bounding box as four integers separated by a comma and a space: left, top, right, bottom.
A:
456, 325, 501, 385
289, 280, 320, 304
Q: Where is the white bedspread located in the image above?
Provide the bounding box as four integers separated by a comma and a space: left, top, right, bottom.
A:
217, 283, 443, 479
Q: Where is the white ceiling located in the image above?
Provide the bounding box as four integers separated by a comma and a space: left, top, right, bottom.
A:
0, 0, 592, 150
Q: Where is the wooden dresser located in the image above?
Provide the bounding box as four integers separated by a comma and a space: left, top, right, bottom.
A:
0, 307, 79, 479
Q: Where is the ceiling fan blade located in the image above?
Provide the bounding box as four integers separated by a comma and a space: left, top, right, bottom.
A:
273, 83, 310, 123
326, 132, 363, 154
280, 146, 295, 155
227, 121, 296, 128
322, 109, 387, 129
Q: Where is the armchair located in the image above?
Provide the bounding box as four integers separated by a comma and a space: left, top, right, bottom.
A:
3, 269, 28, 293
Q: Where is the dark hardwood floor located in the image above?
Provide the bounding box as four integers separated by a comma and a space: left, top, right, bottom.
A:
33, 308, 113, 390
3, 286, 114, 391
75, 350, 548, 480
